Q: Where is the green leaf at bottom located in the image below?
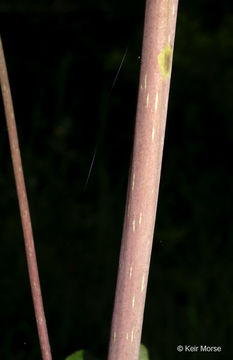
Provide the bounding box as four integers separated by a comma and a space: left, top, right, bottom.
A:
139, 344, 150, 360
65, 344, 149, 360
65, 349, 98, 360
65, 350, 85, 360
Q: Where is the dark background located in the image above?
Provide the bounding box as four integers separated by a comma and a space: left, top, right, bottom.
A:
0, 1, 233, 359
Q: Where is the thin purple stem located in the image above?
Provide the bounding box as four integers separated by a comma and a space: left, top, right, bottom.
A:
0, 36, 52, 360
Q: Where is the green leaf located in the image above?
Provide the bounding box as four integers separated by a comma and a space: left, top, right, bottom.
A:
65, 345, 149, 360
139, 344, 150, 360
65, 349, 98, 360
65, 350, 85, 360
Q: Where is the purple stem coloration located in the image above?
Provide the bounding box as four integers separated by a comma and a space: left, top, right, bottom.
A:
108, 1, 179, 359
0, 37, 52, 360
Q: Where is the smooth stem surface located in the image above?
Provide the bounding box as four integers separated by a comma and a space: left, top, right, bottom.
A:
108, 1, 179, 359
0, 37, 52, 360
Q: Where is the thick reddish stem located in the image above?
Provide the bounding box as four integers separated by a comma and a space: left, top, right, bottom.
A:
108, 1, 179, 359
0, 37, 52, 360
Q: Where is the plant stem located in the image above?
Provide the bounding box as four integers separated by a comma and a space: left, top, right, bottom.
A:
0, 37, 52, 360
108, 1, 179, 359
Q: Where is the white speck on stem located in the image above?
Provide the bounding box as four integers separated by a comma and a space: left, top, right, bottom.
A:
114, 331, 117, 343
144, 74, 147, 89
131, 327, 135, 343
126, 333, 129, 341
173, 4, 175, 15
168, 34, 171, 43
152, 127, 155, 141
132, 219, 136, 233
141, 274, 145, 292
129, 266, 133, 279
161, 134, 165, 145
132, 173, 135, 191
146, 93, 150, 108
139, 212, 142, 225
132, 296, 135, 308
155, 92, 158, 111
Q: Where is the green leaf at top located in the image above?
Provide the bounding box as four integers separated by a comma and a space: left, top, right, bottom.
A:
139, 344, 150, 360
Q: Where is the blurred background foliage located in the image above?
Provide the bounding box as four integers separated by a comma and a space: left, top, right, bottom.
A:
0, 0, 233, 359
